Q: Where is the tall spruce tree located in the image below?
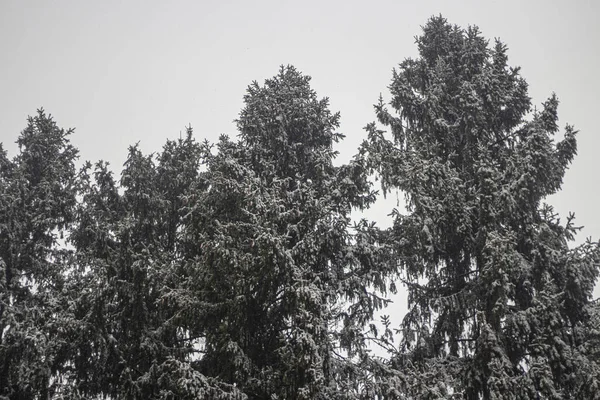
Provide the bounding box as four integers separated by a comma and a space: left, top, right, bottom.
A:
362, 16, 600, 399
69, 144, 168, 398
0, 110, 79, 399
182, 66, 392, 399
68, 132, 245, 399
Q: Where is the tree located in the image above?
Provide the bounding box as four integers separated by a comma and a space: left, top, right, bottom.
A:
183, 66, 393, 399
362, 16, 600, 399
0, 110, 79, 399
68, 131, 244, 399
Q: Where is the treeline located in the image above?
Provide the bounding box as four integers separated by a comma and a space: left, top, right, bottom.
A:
1, 16, 600, 400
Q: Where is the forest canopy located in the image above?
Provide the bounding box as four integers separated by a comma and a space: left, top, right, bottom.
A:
1, 16, 599, 400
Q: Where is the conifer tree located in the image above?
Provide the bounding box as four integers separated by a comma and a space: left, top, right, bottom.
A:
362, 16, 600, 399
183, 66, 392, 399
0, 110, 79, 399
68, 132, 244, 399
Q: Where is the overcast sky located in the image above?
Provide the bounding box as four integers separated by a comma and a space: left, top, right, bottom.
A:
2, 0, 599, 313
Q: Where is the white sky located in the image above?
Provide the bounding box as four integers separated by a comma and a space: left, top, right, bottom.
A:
2, 0, 599, 323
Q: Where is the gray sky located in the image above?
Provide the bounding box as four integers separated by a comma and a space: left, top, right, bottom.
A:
2, 0, 599, 313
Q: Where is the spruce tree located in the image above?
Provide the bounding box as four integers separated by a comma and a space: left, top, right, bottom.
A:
362, 16, 600, 399
0, 110, 79, 399
183, 66, 392, 398
68, 133, 244, 399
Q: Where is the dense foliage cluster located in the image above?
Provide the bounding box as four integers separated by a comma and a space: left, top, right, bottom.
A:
1, 16, 599, 399
361, 16, 600, 399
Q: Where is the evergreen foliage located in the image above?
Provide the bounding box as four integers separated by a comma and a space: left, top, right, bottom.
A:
182, 66, 391, 398
0, 110, 79, 399
1, 17, 598, 399
361, 15, 600, 399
